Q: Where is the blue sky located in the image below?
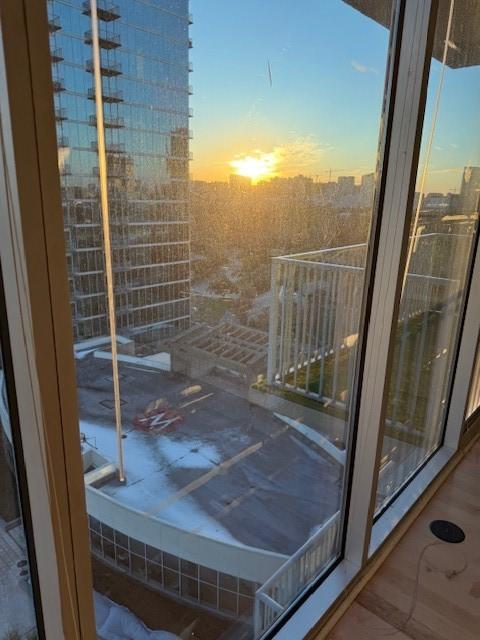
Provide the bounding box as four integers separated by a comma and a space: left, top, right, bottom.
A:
190, 0, 480, 192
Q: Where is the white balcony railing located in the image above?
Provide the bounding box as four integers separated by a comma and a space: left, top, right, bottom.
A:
254, 511, 341, 636
267, 233, 468, 421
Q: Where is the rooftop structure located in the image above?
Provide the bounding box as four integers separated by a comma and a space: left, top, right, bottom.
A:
169, 322, 268, 384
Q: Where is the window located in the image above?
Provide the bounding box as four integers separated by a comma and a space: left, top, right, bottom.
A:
0, 271, 40, 639
0, 0, 479, 638
375, 0, 480, 514
49, 0, 393, 637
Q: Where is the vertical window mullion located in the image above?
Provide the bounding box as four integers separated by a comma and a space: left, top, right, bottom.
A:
344, 0, 439, 568
444, 238, 480, 447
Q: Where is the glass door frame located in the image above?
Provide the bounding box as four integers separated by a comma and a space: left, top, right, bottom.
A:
0, 1, 96, 637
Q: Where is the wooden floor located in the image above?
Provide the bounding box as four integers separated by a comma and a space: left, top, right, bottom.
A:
326, 439, 480, 640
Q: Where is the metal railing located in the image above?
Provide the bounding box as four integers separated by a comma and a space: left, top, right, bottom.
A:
87, 87, 123, 103
267, 234, 468, 410
84, 30, 121, 49
82, 1, 120, 22
86, 59, 122, 77
254, 511, 340, 636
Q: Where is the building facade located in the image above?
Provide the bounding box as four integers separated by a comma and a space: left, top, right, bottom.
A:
48, 0, 191, 350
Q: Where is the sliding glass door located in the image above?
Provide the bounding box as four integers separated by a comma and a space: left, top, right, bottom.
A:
375, 0, 480, 514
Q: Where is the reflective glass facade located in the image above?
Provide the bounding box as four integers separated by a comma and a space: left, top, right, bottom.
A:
49, 0, 191, 348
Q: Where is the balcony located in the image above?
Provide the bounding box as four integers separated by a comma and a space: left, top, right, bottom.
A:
87, 87, 123, 103
85, 59, 122, 77
84, 30, 121, 50
255, 513, 340, 637
51, 48, 64, 64
188, 38, 193, 49
92, 166, 126, 178
58, 136, 69, 148
89, 114, 124, 129
82, 1, 120, 22
48, 15, 61, 32
52, 78, 65, 93
91, 141, 125, 154
267, 234, 469, 419
55, 107, 67, 122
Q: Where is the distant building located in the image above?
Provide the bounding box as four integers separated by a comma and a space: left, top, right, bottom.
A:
48, 0, 192, 350
361, 173, 374, 187
229, 174, 252, 190
360, 172, 375, 205
459, 166, 480, 215
337, 176, 356, 195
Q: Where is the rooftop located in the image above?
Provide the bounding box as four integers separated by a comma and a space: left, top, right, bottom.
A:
77, 354, 343, 556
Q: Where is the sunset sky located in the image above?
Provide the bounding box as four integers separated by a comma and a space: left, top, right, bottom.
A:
190, 0, 480, 193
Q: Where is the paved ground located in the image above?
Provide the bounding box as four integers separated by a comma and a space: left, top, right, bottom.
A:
76, 354, 343, 555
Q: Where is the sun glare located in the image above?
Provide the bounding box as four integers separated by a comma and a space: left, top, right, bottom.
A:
230, 151, 278, 184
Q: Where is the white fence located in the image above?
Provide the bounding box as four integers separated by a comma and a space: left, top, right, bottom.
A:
254, 511, 341, 637
267, 234, 467, 415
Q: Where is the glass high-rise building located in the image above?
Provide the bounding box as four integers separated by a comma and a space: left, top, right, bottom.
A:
48, 0, 191, 351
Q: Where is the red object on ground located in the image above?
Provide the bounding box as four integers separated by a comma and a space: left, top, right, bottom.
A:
132, 402, 184, 434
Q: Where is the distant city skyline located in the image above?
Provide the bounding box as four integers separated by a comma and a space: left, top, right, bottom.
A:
190, 0, 480, 193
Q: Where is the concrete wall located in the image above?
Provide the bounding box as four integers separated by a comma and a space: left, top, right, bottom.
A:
248, 386, 346, 445
86, 485, 287, 584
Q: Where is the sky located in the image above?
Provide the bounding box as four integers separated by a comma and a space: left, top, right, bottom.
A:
190, 0, 480, 193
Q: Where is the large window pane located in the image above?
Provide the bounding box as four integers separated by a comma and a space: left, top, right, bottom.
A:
376, 0, 480, 513
49, 0, 393, 637
0, 274, 39, 638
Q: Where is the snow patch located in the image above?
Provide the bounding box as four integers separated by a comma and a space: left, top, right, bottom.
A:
80, 420, 239, 544
159, 439, 220, 469
94, 591, 180, 640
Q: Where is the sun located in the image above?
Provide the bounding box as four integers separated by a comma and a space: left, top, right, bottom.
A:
229, 151, 278, 184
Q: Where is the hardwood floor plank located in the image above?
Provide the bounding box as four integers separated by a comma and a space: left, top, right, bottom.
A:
327, 602, 411, 639
325, 438, 479, 640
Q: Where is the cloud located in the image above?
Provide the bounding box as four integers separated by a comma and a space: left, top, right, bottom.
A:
351, 60, 378, 74
229, 138, 331, 182
273, 138, 330, 174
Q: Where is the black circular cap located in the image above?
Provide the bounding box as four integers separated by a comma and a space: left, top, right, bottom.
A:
430, 520, 465, 544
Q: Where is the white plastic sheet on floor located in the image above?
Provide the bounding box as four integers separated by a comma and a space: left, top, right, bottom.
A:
94, 591, 181, 640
